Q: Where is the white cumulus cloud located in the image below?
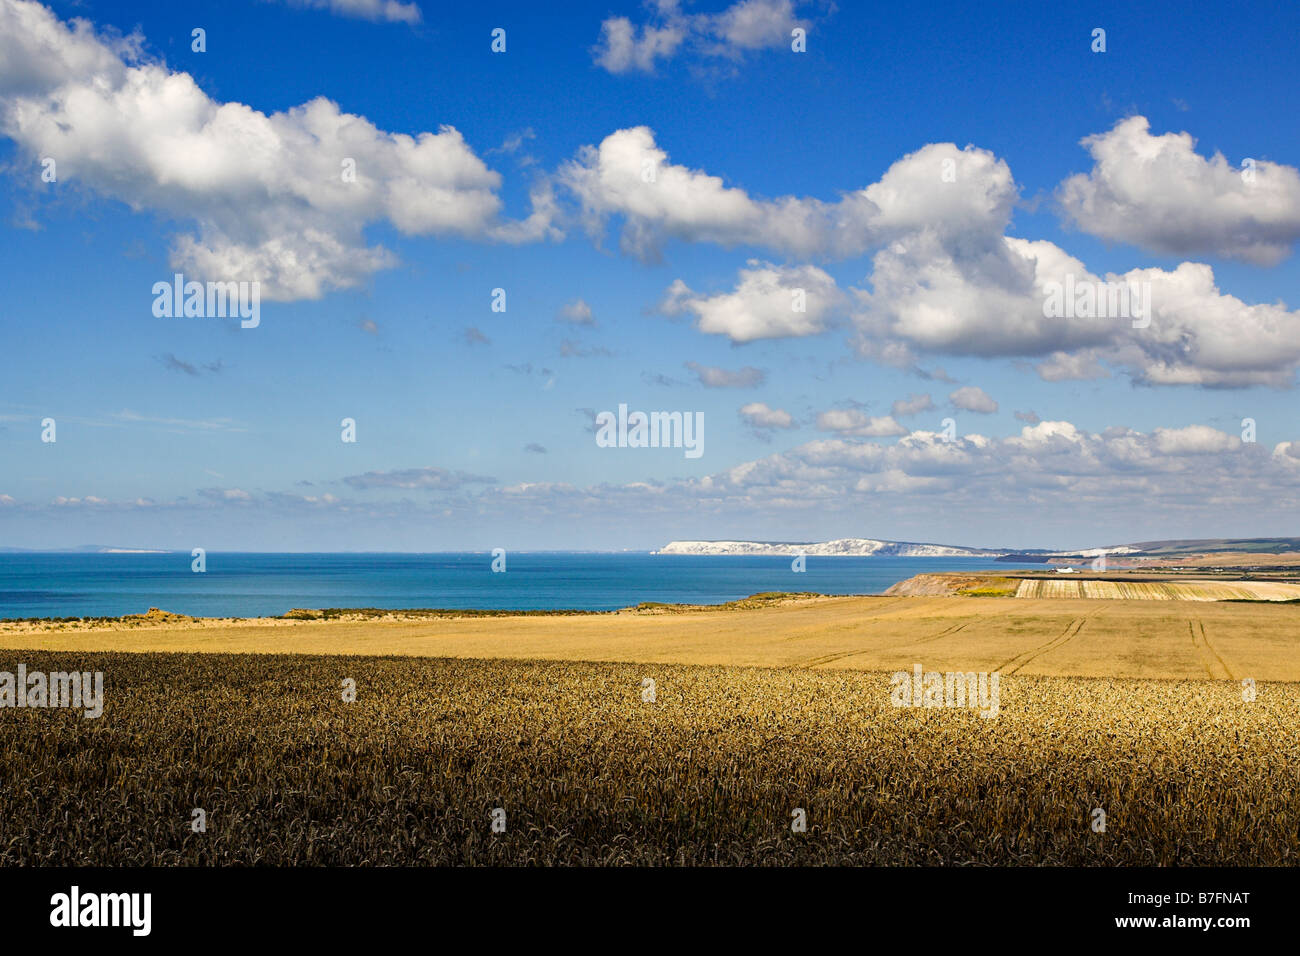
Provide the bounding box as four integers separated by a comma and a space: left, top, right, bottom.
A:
739, 402, 795, 429
559, 126, 1010, 261
815, 409, 908, 438
949, 386, 998, 414
0, 0, 556, 300
1058, 115, 1300, 265
662, 260, 840, 341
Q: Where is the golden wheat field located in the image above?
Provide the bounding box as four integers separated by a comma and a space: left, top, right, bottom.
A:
1, 650, 1297, 866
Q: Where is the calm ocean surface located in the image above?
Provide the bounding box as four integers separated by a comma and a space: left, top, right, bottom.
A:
0, 552, 1045, 619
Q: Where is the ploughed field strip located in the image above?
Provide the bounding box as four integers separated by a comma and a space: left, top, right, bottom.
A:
1, 651, 1296, 866
4, 595, 1299, 680
1014, 578, 1300, 601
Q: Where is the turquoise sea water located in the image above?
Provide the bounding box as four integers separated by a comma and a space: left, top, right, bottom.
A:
0, 552, 1045, 619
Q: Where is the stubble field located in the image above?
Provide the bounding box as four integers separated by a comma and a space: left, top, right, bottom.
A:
4, 594, 1299, 680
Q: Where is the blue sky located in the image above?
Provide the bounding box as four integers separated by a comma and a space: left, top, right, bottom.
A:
2, 0, 1299, 550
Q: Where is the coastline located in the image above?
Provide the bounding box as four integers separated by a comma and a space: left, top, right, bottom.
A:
0, 552, 1033, 619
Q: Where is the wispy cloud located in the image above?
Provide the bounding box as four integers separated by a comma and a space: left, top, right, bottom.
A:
684, 361, 764, 388
557, 298, 596, 326
342, 466, 496, 491
275, 0, 422, 26
114, 410, 246, 433
157, 353, 224, 376
593, 0, 810, 75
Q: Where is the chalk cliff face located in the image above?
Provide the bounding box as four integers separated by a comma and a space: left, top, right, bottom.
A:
655, 538, 1002, 557
656, 539, 1151, 558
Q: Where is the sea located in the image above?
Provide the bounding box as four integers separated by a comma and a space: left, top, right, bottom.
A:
0, 552, 1047, 620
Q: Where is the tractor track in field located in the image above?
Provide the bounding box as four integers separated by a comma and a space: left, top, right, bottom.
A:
908, 621, 973, 648
797, 620, 976, 669
1189, 619, 1234, 680
784, 598, 955, 668
995, 618, 1087, 675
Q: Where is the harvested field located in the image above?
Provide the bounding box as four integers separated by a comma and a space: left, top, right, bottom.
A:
4, 594, 1300, 680
1013, 578, 1300, 601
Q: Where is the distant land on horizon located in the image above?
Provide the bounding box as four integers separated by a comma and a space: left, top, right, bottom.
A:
2, 537, 1300, 558
655, 537, 1300, 558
